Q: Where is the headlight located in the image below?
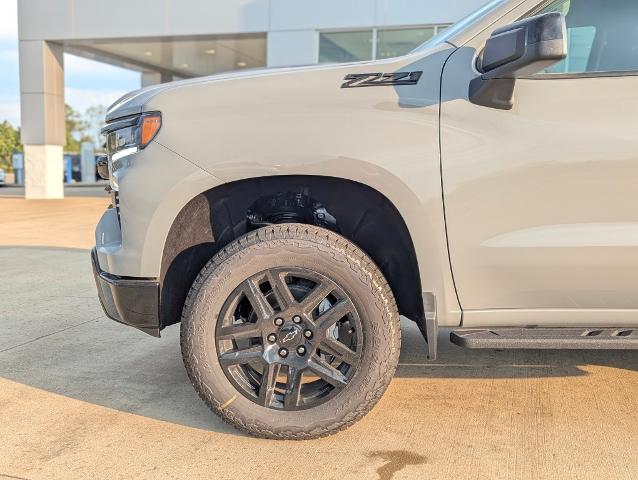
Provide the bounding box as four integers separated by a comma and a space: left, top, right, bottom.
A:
103, 112, 162, 191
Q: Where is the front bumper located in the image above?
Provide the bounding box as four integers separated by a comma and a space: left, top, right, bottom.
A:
91, 248, 161, 337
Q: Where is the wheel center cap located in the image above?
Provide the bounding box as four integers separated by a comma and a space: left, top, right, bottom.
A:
279, 324, 302, 346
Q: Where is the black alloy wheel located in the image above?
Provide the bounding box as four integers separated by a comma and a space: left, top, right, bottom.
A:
216, 267, 363, 410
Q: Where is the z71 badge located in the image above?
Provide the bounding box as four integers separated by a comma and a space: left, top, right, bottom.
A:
341, 71, 423, 88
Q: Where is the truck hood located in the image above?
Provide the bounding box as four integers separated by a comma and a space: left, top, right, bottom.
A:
105, 63, 373, 122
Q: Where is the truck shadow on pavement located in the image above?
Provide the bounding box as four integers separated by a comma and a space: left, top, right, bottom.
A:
2, 246, 638, 435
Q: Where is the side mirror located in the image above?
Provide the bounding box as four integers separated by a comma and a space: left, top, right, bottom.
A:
469, 11, 567, 110
96, 155, 109, 180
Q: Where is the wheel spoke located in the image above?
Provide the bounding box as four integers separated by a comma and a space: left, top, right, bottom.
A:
284, 367, 303, 409
217, 322, 261, 341
314, 299, 355, 333
266, 270, 296, 310
219, 345, 264, 366
300, 281, 334, 315
258, 363, 282, 407
216, 267, 363, 411
319, 336, 359, 366
242, 277, 274, 321
307, 356, 348, 387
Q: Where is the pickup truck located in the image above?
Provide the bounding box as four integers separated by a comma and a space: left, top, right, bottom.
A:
92, 0, 638, 439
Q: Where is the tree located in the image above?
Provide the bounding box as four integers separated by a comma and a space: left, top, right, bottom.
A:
84, 105, 107, 150
65, 104, 92, 153
0, 121, 22, 172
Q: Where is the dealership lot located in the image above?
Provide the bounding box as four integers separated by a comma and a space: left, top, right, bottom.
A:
2, 198, 638, 480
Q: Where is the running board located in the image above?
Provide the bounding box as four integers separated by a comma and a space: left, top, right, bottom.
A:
450, 327, 638, 350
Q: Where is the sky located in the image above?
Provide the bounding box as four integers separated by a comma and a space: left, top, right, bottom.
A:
0, 0, 140, 128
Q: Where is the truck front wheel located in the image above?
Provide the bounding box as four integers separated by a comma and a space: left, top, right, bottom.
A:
180, 224, 401, 439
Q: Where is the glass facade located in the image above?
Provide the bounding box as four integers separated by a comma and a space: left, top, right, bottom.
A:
319, 31, 374, 63
376, 27, 436, 59
319, 26, 449, 64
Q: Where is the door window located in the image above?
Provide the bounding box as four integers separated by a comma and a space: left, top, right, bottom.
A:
535, 0, 638, 74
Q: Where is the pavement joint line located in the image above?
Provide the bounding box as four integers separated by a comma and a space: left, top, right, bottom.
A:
39, 296, 96, 300
0, 316, 104, 354
398, 362, 552, 368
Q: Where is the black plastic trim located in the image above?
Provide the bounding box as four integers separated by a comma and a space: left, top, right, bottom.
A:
105, 105, 144, 123
91, 248, 160, 337
101, 115, 140, 135
468, 77, 516, 110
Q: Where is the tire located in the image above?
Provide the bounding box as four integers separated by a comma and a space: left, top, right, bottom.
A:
180, 224, 401, 439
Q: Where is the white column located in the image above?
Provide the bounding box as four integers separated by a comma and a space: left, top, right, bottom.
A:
19, 40, 65, 199
23, 145, 64, 198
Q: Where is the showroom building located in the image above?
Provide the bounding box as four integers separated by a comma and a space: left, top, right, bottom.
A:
18, 0, 487, 198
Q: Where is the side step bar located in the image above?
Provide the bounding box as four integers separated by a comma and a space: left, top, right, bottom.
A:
451, 327, 638, 350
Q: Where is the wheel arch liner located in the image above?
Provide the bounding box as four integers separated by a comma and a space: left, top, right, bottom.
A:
159, 176, 425, 330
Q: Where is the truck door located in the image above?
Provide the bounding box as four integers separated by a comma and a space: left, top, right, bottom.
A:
440, 0, 638, 325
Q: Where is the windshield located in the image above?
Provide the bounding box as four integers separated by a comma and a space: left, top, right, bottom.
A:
412, 0, 510, 52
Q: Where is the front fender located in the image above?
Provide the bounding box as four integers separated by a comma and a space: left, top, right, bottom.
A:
142, 44, 461, 325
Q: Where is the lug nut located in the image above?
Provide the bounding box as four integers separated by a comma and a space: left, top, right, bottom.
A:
267, 333, 277, 343
278, 347, 289, 358
303, 329, 313, 339
274, 317, 284, 326
296, 345, 306, 356
292, 315, 302, 324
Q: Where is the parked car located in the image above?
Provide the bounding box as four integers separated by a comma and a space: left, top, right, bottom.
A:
0, 168, 5, 186
63, 153, 104, 183
92, 0, 638, 439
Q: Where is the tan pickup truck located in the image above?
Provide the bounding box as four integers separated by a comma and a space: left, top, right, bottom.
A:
93, 0, 638, 439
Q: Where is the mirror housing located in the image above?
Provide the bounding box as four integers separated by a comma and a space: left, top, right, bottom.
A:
96, 155, 109, 180
469, 12, 567, 110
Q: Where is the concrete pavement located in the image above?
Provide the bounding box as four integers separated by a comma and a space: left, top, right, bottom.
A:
0, 185, 108, 199
0, 197, 109, 249
2, 198, 638, 480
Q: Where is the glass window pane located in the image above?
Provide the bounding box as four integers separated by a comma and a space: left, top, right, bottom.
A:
545, 26, 596, 73
376, 27, 435, 60
319, 31, 373, 63
537, 0, 638, 74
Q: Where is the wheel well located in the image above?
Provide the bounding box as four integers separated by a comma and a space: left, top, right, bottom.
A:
160, 176, 424, 328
